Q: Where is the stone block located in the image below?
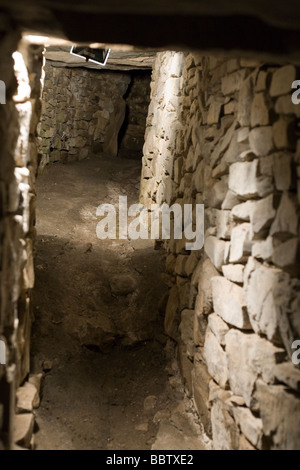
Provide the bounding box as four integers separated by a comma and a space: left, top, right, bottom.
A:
14, 414, 34, 449
270, 65, 296, 97
273, 152, 292, 191
273, 117, 296, 150
272, 238, 298, 269
211, 276, 251, 329
255, 379, 300, 450
225, 329, 286, 407
192, 358, 212, 436
233, 407, 263, 449
222, 264, 244, 284
244, 257, 283, 342
16, 382, 39, 413
208, 312, 229, 346
250, 92, 270, 127
215, 210, 231, 240
204, 236, 226, 271
274, 362, 300, 393
229, 223, 252, 263
210, 385, 240, 450
221, 70, 246, 96
249, 127, 273, 157
270, 192, 298, 237
164, 285, 180, 341
229, 160, 260, 198
237, 71, 256, 127
204, 327, 228, 389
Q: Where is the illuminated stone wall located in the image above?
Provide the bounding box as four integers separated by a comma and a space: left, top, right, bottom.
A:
141, 52, 300, 450
0, 37, 44, 449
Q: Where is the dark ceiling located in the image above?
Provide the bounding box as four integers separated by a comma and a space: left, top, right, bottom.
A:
0, 0, 300, 60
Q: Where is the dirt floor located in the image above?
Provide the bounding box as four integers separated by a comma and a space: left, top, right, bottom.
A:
31, 153, 209, 450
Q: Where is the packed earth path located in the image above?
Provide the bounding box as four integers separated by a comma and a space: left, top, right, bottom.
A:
30, 153, 209, 450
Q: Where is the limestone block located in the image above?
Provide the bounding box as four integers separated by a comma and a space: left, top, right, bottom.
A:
206, 176, 229, 209
221, 69, 246, 96
273, 151, 292, 190
231, 201, 253, 221
208, 312, 229, 346
192, 358, 212, 436
275, 95, 300, 117
229, 223, 252, 263
251, 193, 276, 236
233, 407, 263, 449
273, 117, 297, 150
196, 258, 220, 314
237, 71, 257, 127
204, 236, 226, 271
255, 380, 300, 450
249, 127, 274, 157
255, 70, 268, 92
16, 382, 39, 413
272, 272, 300, 359
164, 285, 180, 341
251, 237, 273, 261
221, 190, 240, 210
210, 385, 240, 450
274, 362, 300, 393
14, 414, 34, 449
175, 255, 188, 277
215, 210, 231, 240
225, 329, 286, 407
211, 276, 251, 329
272, 238, 298, 269
270, 192, 298, 237
224, 100, 236, 115
177, 341, 193, 395
222, 264, 244, 284
207, 98, 223, 124
229, 161, 258, 198
250, 92, 271, 127
179, 309, 194, 349
204, 327, 228, 389
244, 257, 283, 342
270, 65, 296, 97
193, 308, 207, 346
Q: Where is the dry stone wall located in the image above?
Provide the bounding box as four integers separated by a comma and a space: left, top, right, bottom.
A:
141, 52, 300, 450
0, 36, 44, 449
39, 63, 148, 162
118, 73, 151, 159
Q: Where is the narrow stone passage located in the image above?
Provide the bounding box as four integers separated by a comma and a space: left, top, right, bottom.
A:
30, 154, 208, 450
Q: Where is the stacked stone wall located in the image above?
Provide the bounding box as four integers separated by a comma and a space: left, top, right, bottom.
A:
141, 52, 300, 450
0, 36, 43, 449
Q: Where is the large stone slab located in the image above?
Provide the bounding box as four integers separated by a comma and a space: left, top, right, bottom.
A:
249, 127, 274, 157
233, 407, 263, 449
244, 257, 282, 342
192, 356, 212, 436
225, 329, 286, 407
204, 327, 228, 389
211, 276, 251, 330
210, 383, 240, 450
270, 192, 298, 237
270, 65, 296, 97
